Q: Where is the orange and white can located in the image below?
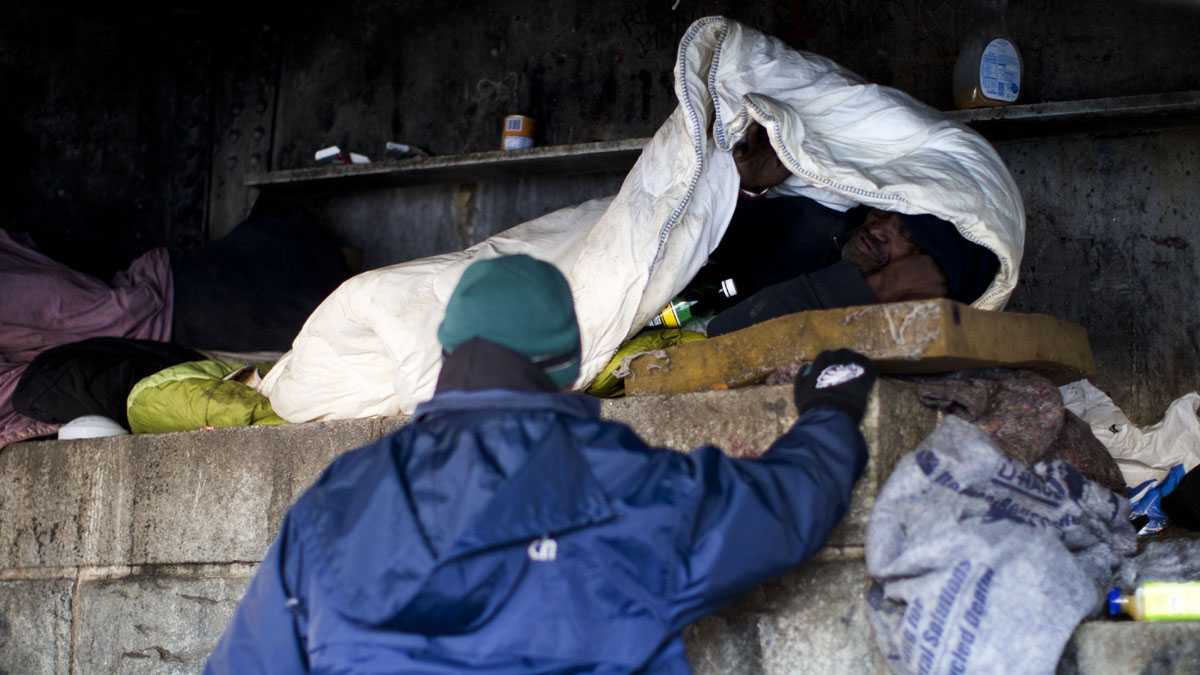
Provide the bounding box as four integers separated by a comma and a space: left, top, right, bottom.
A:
501, 115, 535, 151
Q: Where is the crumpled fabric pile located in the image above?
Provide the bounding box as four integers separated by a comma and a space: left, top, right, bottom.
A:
866, 416, 1137, 675
916, 369, 1125, 493
0, 230, 173, 448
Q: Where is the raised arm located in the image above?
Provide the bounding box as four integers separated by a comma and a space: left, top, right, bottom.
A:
706, 262, 877, 337
667, 350, 876, 628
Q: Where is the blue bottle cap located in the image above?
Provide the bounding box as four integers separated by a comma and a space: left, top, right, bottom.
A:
1106, 587, 1124, 617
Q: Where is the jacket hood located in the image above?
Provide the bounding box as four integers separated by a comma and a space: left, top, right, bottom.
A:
296, 391, 613, 629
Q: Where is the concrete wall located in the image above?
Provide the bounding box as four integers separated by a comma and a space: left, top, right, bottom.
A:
314, 173, 628, 269
0, 7, 220, 277
9, 1, 1200, 247
1002, 127, 1200, 422
208, 0, 1200, 239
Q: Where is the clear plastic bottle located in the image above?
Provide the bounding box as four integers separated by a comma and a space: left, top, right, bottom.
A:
1107, 582, 1200, 621
953, 0, 1023, 109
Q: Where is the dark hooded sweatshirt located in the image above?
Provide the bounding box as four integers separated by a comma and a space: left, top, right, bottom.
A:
690, 195, 876, 337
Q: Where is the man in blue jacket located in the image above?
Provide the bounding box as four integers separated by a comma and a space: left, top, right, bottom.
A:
206, 254, 876, 674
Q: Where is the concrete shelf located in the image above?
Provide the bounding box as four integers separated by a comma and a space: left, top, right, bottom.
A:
945, 90, 1200, 124
244, 137, 650, 190
244, 91, 1200, 191
947, 90, 1200, 139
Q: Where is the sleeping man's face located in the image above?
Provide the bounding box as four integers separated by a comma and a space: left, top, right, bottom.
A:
840, 210, 919, 275
732, 122, 792, 193
842, 210, 948, 303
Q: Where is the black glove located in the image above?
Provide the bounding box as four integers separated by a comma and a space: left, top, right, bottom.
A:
793, 349, 877, 423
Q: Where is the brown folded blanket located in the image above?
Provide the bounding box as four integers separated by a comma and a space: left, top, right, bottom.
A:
916, 368, 1126, 493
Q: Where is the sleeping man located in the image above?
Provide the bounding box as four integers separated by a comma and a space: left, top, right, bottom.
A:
692, 122, 1000, 337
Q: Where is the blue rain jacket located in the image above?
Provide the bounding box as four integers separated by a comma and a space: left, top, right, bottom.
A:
205, 389, 867, 674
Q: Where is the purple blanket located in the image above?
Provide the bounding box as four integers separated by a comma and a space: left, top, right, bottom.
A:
1, 230, 173, 447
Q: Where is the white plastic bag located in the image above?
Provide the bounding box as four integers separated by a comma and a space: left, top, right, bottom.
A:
1061, 380, 1200, 487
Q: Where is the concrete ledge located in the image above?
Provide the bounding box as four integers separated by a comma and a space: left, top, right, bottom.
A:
1, 381, 936, 571
0, 382, 940, 673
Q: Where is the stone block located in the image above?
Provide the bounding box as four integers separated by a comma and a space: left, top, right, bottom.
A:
685, 560, 888, 674
73, 572, 250, 675
0, 578, 73, 675
1058, 621, 1200, 674
604, 380, 939, 547
0, 435, 135, 569
0, 418, 380, 569
126, 419, 379, 565
626, 299, 1095, 396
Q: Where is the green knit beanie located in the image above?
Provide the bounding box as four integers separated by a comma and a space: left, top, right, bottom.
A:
437, 254, 581, 389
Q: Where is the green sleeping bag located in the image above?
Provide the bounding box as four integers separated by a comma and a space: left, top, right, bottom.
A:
127, 360, 285, 434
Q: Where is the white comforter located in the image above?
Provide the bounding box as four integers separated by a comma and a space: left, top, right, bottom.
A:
262, 16, 1025, 422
